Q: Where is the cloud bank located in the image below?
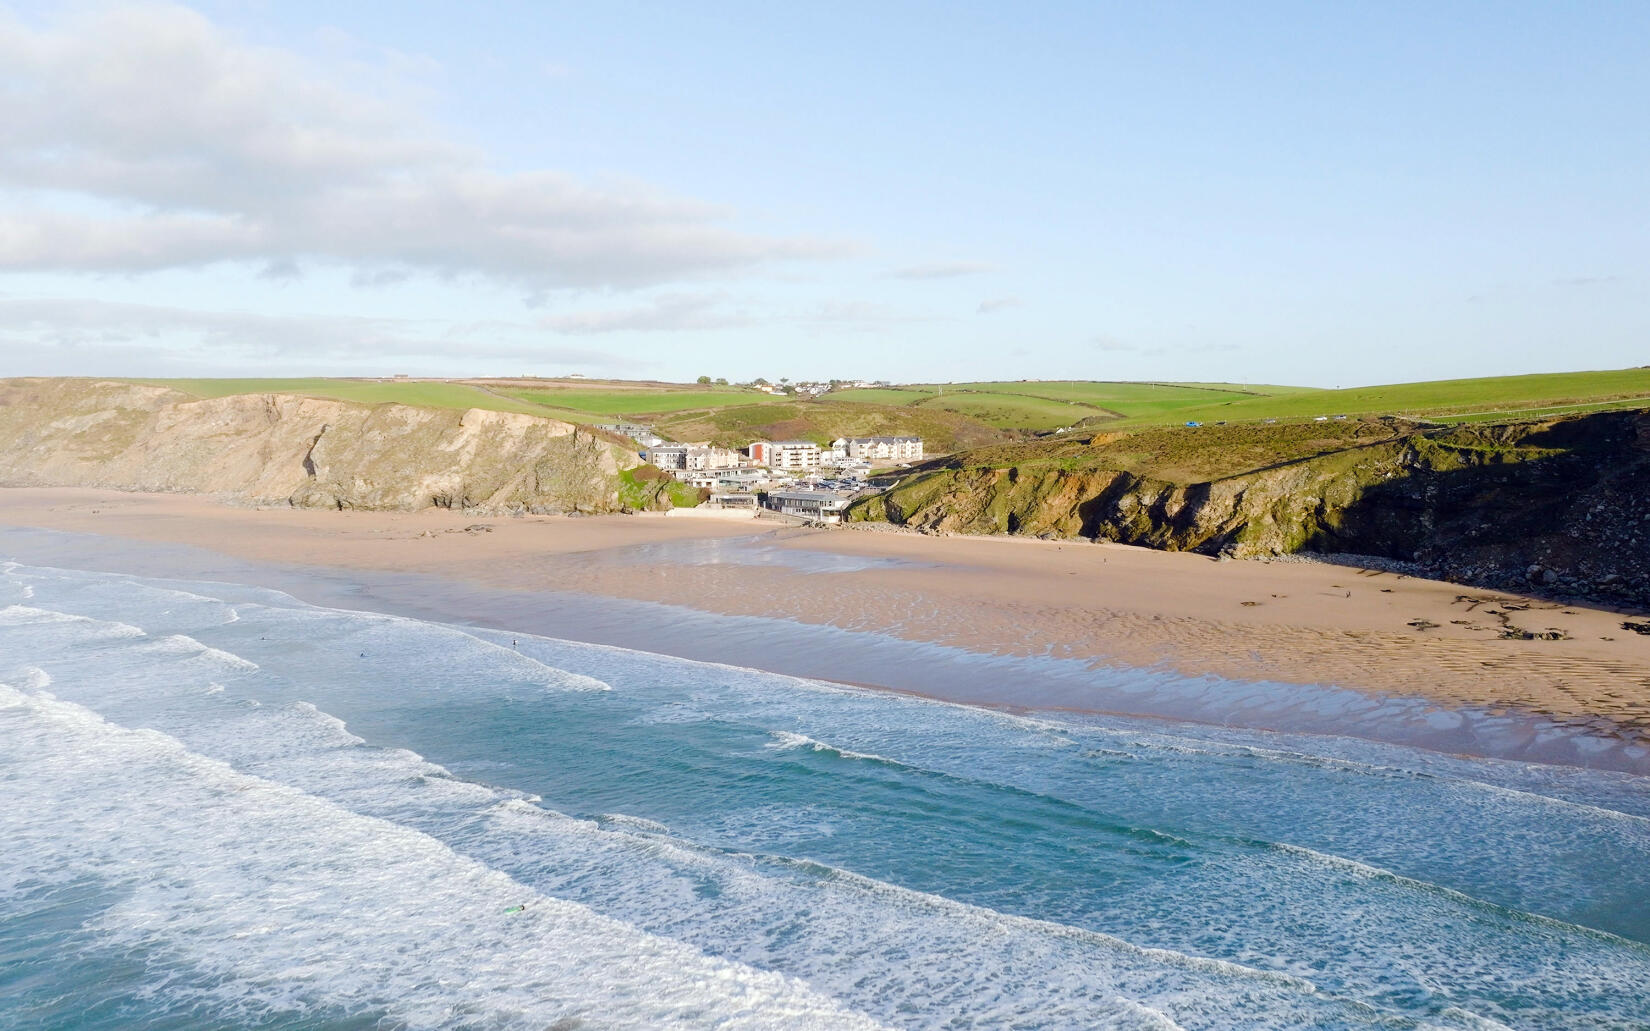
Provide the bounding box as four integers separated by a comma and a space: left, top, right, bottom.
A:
0, 4, 836, 289
0, 297, 636, 375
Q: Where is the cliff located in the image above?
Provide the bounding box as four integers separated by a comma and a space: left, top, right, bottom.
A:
852, 410, 1650, 608
0, 378, 638, 514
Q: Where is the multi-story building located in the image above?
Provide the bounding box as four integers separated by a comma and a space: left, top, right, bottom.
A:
684, 446, 743, 471
644, 444, 689, 470
750, 440, 821, 470
841, 436, 924, 463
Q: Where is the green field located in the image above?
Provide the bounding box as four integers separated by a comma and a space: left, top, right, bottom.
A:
832, 370, 1650, 432
498, 386, 761, 417
129, 378, 560, 417
822, 388, 938, 406
651, 401, 1012, 454
122, 368, 1650, 453
828, 381, 1310, 431
1106, 368, 1650, 428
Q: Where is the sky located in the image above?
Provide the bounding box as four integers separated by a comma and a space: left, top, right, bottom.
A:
0, 1, 1645, 387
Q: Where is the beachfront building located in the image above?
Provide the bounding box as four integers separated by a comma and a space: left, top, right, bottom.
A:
644, 444, 689, 470
714, 468, 777, 490
766, 489, 851, 523
684, 445, 744, 471
844, 436, 924, 464
750, 439, 821, 471
705, 492, 760, 510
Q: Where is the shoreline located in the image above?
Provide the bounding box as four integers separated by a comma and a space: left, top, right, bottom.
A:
2, 486, 1648, 758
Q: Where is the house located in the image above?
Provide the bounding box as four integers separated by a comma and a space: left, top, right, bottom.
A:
843, 436, 924, 463
766, 489, 851, 523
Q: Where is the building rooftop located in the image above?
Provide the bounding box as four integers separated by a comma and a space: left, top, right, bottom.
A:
768, 489, 850, 502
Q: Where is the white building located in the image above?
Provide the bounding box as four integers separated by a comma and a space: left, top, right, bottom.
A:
684, 445, 743, 471
750, 439, 821, 470
715, 467, 778, 489
767, 489, 851, 523
843, 436, 923, 463
644, 444, 689, 470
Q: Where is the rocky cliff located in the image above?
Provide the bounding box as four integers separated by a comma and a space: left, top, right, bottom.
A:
0, 378, 637, 514
852, 410, 1650, 608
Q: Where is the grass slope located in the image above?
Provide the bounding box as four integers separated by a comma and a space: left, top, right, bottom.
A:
128, 378, 561, 418
651, 400, 1013, 453
828, 381, 1308, 431
1112, 367, 1650, 428
127, 369, 1650, 456
922, 417, 1415, 484
496, 385, 765, 417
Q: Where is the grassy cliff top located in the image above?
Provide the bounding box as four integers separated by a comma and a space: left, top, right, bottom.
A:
117, 367, 1650, 452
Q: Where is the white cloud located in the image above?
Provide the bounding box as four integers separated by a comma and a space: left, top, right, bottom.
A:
0, 4, 839, 289
976, 296, 1021, 314
0, 297, 638, 375
891, 261, 994, 280
1091, 335, 1135, 352
541, 293, 754, 334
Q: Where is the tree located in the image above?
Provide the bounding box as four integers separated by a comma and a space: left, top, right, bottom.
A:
696, 375, 711, 384
714, 377, 727, 385
754, 377, 769, 385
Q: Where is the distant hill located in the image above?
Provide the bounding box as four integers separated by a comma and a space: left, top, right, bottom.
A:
851, 407, 1650, 609
120, 367, 1650, 445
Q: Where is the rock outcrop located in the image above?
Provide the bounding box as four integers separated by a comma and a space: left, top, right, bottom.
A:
852, 410, 1650, 608
0, 378, 635, 514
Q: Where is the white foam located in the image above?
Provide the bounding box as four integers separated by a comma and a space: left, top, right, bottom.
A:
140, 633, 261, 672
0, 686, 887, 1030
766, 730, 896, 765
6, 559, 1648, 1029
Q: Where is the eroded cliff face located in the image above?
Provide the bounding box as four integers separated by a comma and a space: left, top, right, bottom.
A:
854, 411, 1650, 607
0, 378, 635, 514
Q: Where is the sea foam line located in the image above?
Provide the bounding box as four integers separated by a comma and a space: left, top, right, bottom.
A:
0, 684, 888, 1031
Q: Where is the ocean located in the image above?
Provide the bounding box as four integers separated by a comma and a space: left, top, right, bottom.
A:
3, 549, 1649, 1029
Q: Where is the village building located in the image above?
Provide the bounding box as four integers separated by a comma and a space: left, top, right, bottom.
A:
714, 468, 778, 490
684, 445, 743, 471
766, 489, 851, 523
596, 422, 658, 443
750, 439, 821, 470
843, 436, 924, 463
704, 492, 760, 510
643, 444, 689, 470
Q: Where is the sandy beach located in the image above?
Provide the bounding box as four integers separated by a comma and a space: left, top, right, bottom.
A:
3, 486, 1647, 744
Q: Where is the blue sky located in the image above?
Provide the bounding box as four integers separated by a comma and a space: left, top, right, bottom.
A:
0, 1, 1644, 386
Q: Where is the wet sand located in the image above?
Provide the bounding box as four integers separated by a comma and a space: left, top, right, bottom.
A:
2, 487, 1647, 744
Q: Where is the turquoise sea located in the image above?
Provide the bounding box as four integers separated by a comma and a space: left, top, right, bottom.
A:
4, 533, 1650, 1029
